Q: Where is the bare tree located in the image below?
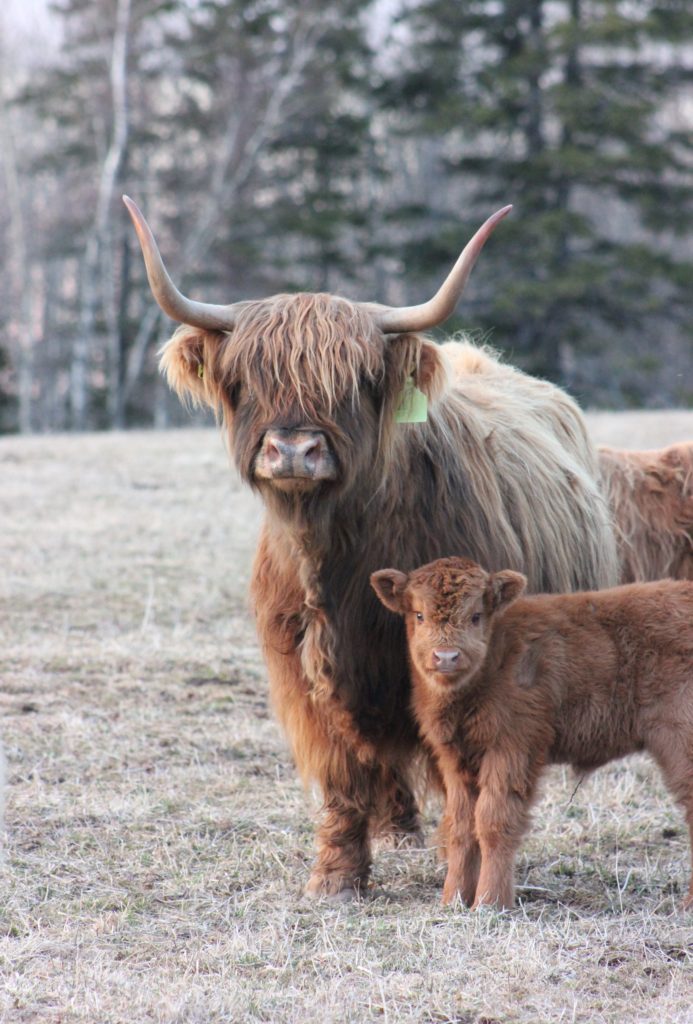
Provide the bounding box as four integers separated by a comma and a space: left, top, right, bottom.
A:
122, 10, 328, 411
72, 0, 132, 430
0, 29, 34, 433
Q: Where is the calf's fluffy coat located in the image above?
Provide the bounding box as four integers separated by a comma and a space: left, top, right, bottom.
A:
371, 558, 693, 910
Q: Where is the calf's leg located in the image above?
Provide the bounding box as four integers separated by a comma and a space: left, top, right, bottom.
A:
442, 780, 481, 906
473, 769, 534, 910
646, 729, 693, 910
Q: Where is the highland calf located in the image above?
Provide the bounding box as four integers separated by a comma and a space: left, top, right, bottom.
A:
371, 558, 693, 911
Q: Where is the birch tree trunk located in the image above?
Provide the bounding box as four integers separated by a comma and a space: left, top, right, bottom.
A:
71, 0, 131, 430
121, 12, 322, 409
0, 38, 33, 433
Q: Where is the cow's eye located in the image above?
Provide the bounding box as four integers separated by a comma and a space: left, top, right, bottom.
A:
471, 613, 481, 626
415, 612, 424, 624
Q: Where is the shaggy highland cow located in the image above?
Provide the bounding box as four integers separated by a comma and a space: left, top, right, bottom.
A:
599, 443, 693, 582
371, 557, 693, 911
125, 196, 622, 898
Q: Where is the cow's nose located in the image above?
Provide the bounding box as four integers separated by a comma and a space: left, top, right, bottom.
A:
433, 648, 461, 671
258, 429, 335, 480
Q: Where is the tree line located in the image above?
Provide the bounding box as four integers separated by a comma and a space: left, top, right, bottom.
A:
0, 0, 691, 433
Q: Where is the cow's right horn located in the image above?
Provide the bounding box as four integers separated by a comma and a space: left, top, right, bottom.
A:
374, 205, 512, 335
123, 196, 243, 331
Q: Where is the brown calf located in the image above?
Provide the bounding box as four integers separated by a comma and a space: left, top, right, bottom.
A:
371, 558, 693, 910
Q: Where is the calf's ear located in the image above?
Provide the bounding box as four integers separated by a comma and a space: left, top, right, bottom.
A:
159, 325, 226, 410
488, 570, 527, 611
370, 569, 409, 614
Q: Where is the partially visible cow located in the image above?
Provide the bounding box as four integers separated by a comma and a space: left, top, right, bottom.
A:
124, 197, 623, 898
371, 556, 693, 910
598, 444, 693, 582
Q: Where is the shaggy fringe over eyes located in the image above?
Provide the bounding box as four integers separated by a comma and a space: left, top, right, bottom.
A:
159, 294, 451, 425
408, 558, 489, 620
218, 294, 387, 421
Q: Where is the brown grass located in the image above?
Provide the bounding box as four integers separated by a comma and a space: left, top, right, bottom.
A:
1, 415, 693, 1024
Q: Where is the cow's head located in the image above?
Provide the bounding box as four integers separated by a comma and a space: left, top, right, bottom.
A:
371, 556, 527, 691
124, 198, 510, 500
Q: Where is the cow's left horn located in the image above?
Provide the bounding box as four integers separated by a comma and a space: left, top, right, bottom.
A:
375, 205, 512, 335
123, 196, 243, 330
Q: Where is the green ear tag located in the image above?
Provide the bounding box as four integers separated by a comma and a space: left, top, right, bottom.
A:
395, 376, 428, 423
197, 363, 204, 379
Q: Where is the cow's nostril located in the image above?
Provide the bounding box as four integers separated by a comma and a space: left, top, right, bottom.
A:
265, 441, 283, 465
302, 440, 321, 465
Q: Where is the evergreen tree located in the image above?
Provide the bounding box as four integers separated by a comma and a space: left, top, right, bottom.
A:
158, 0, 378, 299
382, 0, 693, 406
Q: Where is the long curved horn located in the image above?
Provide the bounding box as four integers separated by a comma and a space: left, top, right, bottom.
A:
123, 196, 243, 330
374, 205, 512, 335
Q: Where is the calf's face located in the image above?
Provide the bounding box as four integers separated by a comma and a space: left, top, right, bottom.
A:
371, 557, 526, 691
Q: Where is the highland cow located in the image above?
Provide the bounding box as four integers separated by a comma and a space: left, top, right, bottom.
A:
371, 557, 693, 910
599, 443, 693, 582
124, 197, 622, 898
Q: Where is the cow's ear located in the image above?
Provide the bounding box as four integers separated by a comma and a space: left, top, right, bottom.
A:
486, 570, 527, 612
414, 339, 449, 401
370, 569, 409, 614
385, 335, 449, 410
159, 325, 225, 409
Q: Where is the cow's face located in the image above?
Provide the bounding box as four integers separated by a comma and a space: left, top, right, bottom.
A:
160, 294, 447, 498
371, 558, 526, 691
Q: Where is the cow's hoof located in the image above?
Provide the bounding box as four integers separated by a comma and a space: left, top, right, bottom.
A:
304, 874, 363, 903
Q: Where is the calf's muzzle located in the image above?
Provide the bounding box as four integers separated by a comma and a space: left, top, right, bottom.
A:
432, 648, 462, 674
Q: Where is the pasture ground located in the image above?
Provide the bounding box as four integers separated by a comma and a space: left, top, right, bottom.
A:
1, 413, 693, 1024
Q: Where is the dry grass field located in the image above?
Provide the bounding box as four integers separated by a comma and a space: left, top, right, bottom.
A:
1, 413, 693, 1024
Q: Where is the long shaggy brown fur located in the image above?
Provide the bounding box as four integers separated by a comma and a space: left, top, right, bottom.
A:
599, 443, 693, 582
160, 295, 620, 897
371, 556, 693, 910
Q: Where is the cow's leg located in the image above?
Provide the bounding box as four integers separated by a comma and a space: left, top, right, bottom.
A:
305, 758, 376, 900
264, 659, 378, 897
371, 760, 424, 850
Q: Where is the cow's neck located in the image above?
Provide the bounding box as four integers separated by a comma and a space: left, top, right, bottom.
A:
264, 479, 380, 565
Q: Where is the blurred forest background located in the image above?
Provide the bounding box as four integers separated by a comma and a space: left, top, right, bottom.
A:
0, 0, 691, 433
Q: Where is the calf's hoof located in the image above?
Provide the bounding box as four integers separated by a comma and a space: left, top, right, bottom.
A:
442, 883, 468, 907
472, 894, 514, 911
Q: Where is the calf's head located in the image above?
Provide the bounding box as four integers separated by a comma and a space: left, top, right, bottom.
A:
123, 197, 510, 501
371, 556, 526, 690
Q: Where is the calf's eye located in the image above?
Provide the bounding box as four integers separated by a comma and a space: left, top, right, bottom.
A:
415, 612, 424, 623
471, 613, 481, 626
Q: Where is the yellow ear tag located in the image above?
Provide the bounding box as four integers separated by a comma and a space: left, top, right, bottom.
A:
197, 363, 204, 379
395, 376, 428, 423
